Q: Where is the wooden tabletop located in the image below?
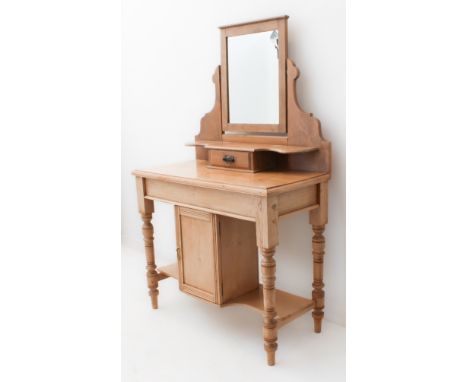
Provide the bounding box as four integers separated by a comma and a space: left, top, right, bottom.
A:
133, 160, 329, 195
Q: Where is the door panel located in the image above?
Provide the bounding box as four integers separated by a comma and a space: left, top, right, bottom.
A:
176, 207, 218, 303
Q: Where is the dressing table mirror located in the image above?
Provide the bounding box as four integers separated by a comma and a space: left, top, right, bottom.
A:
133, 15, 331, 366
222, 17, 286, 131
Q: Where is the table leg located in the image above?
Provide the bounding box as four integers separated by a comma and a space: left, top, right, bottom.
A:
311, 224, 325, 332
260, 246, 278, 366
310, 182, 328, 333
141, 207, 159, 309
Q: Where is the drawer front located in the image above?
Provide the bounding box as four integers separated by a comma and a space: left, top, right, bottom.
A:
208, 150, 251, 170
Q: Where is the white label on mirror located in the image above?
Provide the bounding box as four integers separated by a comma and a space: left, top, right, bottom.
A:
228, 30, 279, 125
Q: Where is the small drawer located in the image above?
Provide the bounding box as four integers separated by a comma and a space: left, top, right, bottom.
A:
207, 149, 277, 172
208, 150, 251, 171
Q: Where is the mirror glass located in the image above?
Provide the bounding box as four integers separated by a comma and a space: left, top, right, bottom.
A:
227, 30, 279, 124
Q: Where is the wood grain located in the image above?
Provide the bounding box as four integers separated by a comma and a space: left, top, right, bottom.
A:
133, 160, 328, 196
311, 225, 325, 333
196, 66, 222, 143
218, 216, 258, 302
309, 181, 329, 226
141, 210, 158, 309
221, 17, 287, 133
286, 58, 331, 173
190, 140, 318, 154
175, 207, 219, 303
227, 287, 314, 328
277, 185, 318, 216
208, 149, 251, 170
157, 263, 178, 280
260, 247, 278, 366
222, 134, 288, 145
309, 182, 328, 332
136, 177, 159, 309
219, 15, 289, 30
207, 149, 277, 173
146, 178, 260, 220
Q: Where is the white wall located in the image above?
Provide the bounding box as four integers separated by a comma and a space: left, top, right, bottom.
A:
122, 0, 345, 326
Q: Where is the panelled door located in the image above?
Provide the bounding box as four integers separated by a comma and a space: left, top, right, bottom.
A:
175, 207, 219, 303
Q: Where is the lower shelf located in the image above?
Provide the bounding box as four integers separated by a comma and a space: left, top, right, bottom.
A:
226, 287, 314, 328
156, 263, 314, 328
157, 263, 179, 280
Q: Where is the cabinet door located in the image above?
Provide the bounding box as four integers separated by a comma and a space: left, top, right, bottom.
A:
175, 207, 219, 303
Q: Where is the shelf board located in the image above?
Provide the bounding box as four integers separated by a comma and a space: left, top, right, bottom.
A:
157, 263, 179, 280
187, 140, 319, 154
226, 286, 314, 328
155, 265, 313, 328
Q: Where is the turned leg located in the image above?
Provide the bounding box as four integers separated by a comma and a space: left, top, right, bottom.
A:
141, 211, 159, 309
135, 177, 159, 309
312, 225, 325, 333
260, 247, 278, 366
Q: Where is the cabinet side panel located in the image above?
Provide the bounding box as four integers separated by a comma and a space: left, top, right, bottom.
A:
219, 216, 259, 303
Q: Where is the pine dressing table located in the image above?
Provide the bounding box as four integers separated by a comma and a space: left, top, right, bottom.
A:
132, 16, 331, 366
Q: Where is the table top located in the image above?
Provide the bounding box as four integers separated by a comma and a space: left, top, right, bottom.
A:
133, 160, 329, 194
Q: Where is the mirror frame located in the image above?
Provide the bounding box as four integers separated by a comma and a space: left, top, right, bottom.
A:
220, 16, 288, 134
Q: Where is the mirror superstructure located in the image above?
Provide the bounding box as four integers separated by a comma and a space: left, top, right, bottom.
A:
192, 15, 330, 178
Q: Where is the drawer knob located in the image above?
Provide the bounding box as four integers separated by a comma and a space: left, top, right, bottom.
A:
222, 155, 235, 163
